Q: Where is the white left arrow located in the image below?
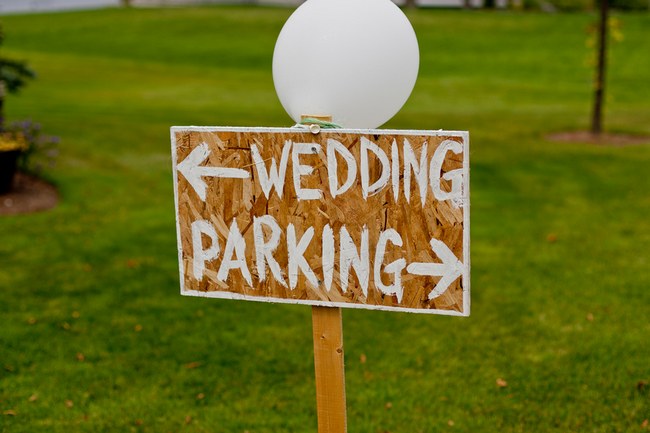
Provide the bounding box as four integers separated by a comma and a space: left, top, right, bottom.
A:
406, 238, 464, 300
177, 142, 250, 201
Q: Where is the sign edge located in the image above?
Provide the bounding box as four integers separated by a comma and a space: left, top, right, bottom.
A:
170, 127, 186, 295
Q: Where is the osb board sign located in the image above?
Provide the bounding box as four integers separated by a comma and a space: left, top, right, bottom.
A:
171, 126, 470, 316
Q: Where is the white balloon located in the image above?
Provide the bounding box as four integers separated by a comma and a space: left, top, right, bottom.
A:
272, 0, 419, 129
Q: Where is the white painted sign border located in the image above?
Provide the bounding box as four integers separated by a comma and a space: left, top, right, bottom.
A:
171, 126, 470, 316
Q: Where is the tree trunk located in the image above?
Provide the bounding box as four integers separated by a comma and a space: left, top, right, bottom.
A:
591, 0, 608, 135
0, 81, 5, 132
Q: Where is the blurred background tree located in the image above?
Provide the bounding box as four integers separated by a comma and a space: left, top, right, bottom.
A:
0, 25, 35, 131
592, 0, 609, 134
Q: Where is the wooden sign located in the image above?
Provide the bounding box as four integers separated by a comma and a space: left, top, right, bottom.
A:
171, 126, 470, 316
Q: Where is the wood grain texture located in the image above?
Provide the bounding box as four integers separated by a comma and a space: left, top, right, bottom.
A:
312, 306, 347, 433
172, 126, 470, 315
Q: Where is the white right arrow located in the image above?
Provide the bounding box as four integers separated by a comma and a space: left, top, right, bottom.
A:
177, 142, 250, 201
406, 238, 464, 300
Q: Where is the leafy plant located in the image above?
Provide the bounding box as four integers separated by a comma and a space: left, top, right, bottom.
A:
0, 26, 57, 176
0, 24, 35, 130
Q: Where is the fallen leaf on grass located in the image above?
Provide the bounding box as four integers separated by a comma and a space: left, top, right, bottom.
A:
360, 353, 367, 364
384, 402, 392, 410
65, 400, 74, 408
185, 415, 192, 425
448, 420, 455, 426
61, 322, 71, 330
637, 381, 648, 391
3, 409, 16, 416
76, 353, 85, 362
28, 394, 38, 402
134, 324, 143, 332
134, 419, 143, 426
546, 233, 557, 243
586, 313, 594, 322
196, 393, 205, 400
184, 361, 202, 369
641, 419, 648, 429
496, 378, 508, 388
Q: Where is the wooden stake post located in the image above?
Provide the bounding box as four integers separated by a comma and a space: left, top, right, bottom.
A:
312, 305, 347, 433
303, 115, 347, 433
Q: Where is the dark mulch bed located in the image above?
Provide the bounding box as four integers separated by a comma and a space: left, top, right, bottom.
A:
0, 172, 59, 216
548, 131, 650, 147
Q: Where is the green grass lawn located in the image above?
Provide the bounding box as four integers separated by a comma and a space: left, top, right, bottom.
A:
1, 5, 649, 432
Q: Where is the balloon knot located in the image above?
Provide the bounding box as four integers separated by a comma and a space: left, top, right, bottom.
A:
297, 117, 342, 130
